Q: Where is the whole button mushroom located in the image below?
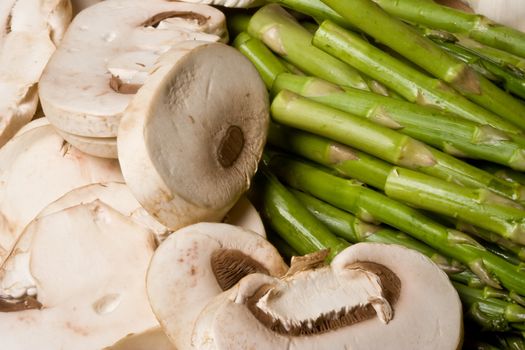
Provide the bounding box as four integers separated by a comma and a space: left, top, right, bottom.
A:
192, 243, 463, 350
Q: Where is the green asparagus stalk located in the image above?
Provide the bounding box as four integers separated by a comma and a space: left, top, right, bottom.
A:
271, 90, 525, 201
246, 4, 369, 90
312, 19, 525, 133
267, 0, 346, 27
272, 73, 525, 170
266, 153, 525, 294
433, 39, 525, 99
227, 13, 251, 38
319, 0, 525, 129
268, 123, 525, 244
478, 163, 525, 187
232, 32, 289, 89
266, 230, 299, 261
291, 188, 467, 273
453, 281, 525, 331
369, 0, 525, 59
249, 164, 348, 260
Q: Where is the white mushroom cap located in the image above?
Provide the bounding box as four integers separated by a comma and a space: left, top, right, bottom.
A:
39, 0, 227, 138
104, 327, 175, 350
0, 124, 122, 263
0, 201, 158, 349
146, 222, 287, 350
0, 0, 71, 147
192, 243, 463, 350
118, 41, 269, 230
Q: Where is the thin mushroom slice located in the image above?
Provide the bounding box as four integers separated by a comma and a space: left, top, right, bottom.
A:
118, 41, 269, 230
146, 222, 287, 350
57, 130, 118, 159
104, 327, 175, 350
192, 243, 463, 350
13, 116, 49, 137
0, 0, 71, 147
223, 195, 266, 238
0, 124, 122, 264
178, 0, 265, 8
39, 0, 227, 138
0, 201, 158, 350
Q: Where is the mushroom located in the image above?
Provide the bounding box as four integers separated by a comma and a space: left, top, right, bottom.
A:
0, 0, 71, 147
118, 41, 269, 230
192, 243, 463, 350
146, 222, 288, 350
38, 0, 227, 141
104, 327, 175, 350
0, 201, 158, 349
13, 116, 50, 137
177, 0, 264, 8
0, 123, 122, 263
57, 130, 118, 159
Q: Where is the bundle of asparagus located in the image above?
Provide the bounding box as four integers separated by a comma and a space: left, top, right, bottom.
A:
236, 0, 525, 345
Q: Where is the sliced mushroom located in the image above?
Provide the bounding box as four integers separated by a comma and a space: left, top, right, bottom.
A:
104, 327, 175, 350
0, 124, 122, 263
118, 41, 269, 230
223, 195, 266, 238
0, 0, 71, 148
0, 201, 158, 350
146, 222, 287, 350
39, 0, 227, 139
57, 130, 118, 159
13, 116, 49, 137
178, 0, 264, 8
192, 243, 463, 350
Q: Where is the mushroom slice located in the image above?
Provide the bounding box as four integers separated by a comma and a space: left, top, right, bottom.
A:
178, 0, 265, 8
0, 201, 158, 349
39, 0, 227, 138
146, 222, 287, 350
0, 0, 71, 147
223, 195, 266, 238
118, 41, 269, 230
0, 124, 122, 263
192, 243, 463, 350
13, 116, 49, 137
57, 130, 118, 159
104, 327, 175, 350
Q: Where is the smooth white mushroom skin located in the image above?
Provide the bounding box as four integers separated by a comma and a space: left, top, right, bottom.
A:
177, 0, 265, 8
222, 195, 266, 238
192, 243, 463, 350
0, 124, 122, 263
118, 41, 269, 230
0, 0, 71, 147
39, 0, 227, 138
104, 327, 175, 350
146, 222, 287, 350
0, 201, 158, 350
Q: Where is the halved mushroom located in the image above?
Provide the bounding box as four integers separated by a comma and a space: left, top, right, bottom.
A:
0, 123, 122, 263
104, 327, 175, 350
0, 0, 71, 148
39, 0, 227, 139
0, 201, 158, 349
192, 243, 463, 350
146, 222, 287, 350
118, 41, 269, 230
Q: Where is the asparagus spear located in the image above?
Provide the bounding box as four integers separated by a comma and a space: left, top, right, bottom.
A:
271, 90, 525, 201
453, 281, 525, 331
246, 4, 369, 90
312, 19, 525, 133
369, 0, 525, 59
266, 153, 525, 294
267, 0, 346, 28
272, 73, 525, 170
291, 188, 468, 273
319, 0, 525, 129
232, 32, 289, 89
478, 163, 525, 187
249, 164, 349, 260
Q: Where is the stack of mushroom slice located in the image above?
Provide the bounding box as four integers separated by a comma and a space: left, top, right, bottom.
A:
0, 122, 123, 264
0, 201, 159, 350
0, 0, 71, 148
118, 40, 269, 230
189, 243, 463, 350
38, 0, 228, 158
146, 222, 288, 350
